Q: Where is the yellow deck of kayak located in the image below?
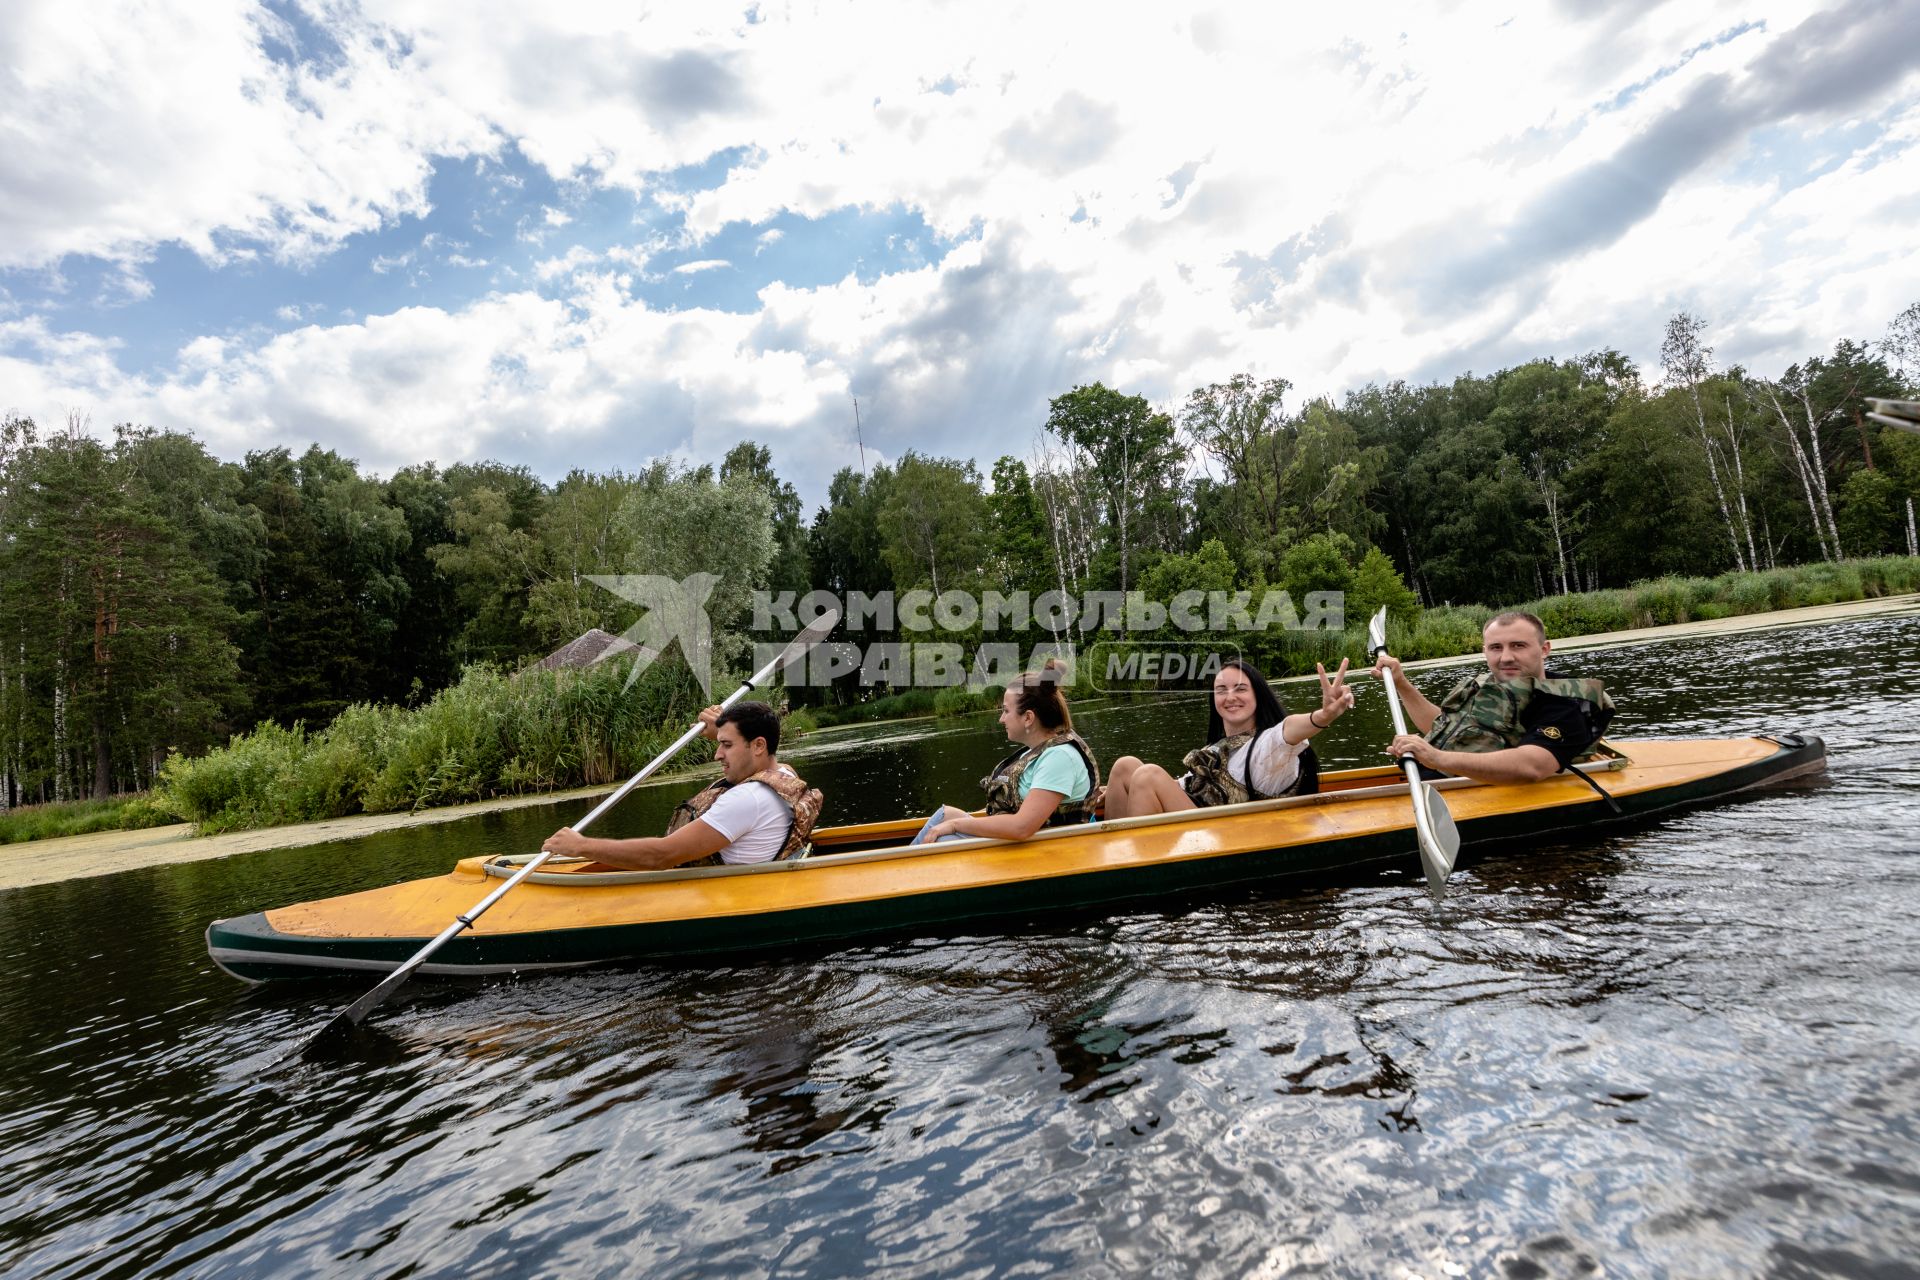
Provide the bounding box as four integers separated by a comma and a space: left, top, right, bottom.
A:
263, 737, 1812, 942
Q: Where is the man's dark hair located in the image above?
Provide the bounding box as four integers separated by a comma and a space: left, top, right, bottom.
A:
717, 701, 781, 754
1484, 610, 1547, 643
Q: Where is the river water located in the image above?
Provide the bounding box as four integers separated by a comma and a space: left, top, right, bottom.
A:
2, 616, 1918, 1278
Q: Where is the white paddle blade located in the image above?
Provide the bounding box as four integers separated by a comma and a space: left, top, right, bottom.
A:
1367, 605, 1389, 657
1424, 785, 1461, 873
766, 607, 842, 686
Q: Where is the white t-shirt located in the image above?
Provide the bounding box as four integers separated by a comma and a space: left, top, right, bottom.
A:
1183, 728, 1309, 798
699, 781, 795, 864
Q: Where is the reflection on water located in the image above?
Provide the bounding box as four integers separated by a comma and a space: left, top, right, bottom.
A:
2, 615, 1919, 1277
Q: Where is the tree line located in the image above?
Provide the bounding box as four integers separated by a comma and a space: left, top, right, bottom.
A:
3, 305, 1916, 810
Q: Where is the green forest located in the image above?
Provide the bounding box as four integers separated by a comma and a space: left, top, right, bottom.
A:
3, 306, 1917, 825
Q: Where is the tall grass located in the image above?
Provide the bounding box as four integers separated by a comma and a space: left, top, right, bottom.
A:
0, 793, 177, 844
800, 684, 1003, 729
934, 687, 1003, 717
154, 659, 705, 835
808, 687, 940, 727
1087, 555, 1920, 684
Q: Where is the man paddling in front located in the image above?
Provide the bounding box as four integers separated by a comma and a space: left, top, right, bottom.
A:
542, 701, 823, 870
1371, 611, 1614, 784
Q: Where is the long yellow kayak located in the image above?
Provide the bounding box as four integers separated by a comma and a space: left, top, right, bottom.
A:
207, 734, 1824, 981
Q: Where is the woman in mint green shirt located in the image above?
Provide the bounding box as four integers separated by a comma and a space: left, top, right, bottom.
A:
912, 662, 1097, 844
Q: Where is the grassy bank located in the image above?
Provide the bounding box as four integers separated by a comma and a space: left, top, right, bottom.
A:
799, 685, 1002, 731
150, 659, 704, 835
1076, 555, 1920, 691
1376, 555, 1920, 666
0, 793, 177, 845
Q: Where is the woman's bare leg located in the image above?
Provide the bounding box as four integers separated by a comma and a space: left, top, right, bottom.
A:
1105, 756, 1145, 818
1116, 763, 1195, 818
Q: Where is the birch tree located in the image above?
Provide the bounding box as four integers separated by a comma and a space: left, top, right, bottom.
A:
1662, 313, 1752, 571
1753, 376, 1838, 560
1042, 383, 1181, 597
1032, 439, 1100, 653
1753, 342, 1896, 561
1880, 300, 1920, 385
523, 469, 643, 646
620, 462, 775, 642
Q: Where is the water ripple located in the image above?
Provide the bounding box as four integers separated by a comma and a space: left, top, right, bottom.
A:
4, 616, 1920, 1276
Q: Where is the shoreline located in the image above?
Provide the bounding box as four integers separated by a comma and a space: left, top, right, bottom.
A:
5, 591, 1916, 892
1362, 590, 1920, 668
0, 780, 642, 893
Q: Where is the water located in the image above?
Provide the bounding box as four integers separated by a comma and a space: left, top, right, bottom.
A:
3, 617, 1918, 1278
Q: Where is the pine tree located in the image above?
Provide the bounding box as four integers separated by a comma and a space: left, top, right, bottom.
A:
0, 423, 241, 800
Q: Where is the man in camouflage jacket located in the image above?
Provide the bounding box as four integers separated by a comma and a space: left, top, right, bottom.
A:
1371, 611, 1614, 785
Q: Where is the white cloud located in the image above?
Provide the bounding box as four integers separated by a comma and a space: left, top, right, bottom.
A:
0, 0, 495, 270
3, 0, 1917, 506
0, 283, 821, 489
0, 223, 1084, 499
534, 245, 602, 281
0, 317, 131, 423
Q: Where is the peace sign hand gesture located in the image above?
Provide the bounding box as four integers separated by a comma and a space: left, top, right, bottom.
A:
1307, 659, 1354, 732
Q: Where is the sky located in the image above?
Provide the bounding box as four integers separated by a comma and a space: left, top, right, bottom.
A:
2, 0, 1917, 510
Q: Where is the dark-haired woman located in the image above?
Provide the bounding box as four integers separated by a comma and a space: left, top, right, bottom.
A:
1102, 659, 1352, 819
913, 663, 1100, 844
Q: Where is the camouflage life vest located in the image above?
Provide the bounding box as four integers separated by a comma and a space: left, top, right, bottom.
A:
667, 762, 824, 862
1426, 671, 1615, 760
1180, 728, 1318, 807
979, 730, 1101, 825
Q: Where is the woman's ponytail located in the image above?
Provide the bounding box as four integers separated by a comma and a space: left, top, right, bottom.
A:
1010, 659, 1073, 732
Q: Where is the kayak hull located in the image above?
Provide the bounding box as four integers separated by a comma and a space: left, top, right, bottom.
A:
206, 734, 1825, 982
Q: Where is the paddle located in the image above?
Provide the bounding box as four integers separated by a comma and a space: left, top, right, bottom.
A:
304, 608, 842, 1051
1367, 606, 1460, 897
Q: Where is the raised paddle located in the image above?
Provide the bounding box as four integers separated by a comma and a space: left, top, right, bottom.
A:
304, 608, 842, 1051
1367, 606, 1460, 897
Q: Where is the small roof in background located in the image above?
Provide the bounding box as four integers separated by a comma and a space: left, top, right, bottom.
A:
531, 629, 642, 672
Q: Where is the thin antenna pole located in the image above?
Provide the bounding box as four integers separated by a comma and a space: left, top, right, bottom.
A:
853, 395, 868, 475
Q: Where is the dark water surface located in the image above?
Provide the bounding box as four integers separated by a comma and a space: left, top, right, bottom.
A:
4, 617, 1919, 1278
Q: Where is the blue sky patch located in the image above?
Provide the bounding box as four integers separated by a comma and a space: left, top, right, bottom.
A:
631, 205, 963, 313
1599, 21, 1765, 115
1729, 119, 1885, 194
1, 146, 575, 373
2, 130, 969, 374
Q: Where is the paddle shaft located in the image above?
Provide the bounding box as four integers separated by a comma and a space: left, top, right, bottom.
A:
325, 714, 713, 1030
1370, 640, 1453, 897
311, 612, 839, 1042
1367, 610, 1451, 890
